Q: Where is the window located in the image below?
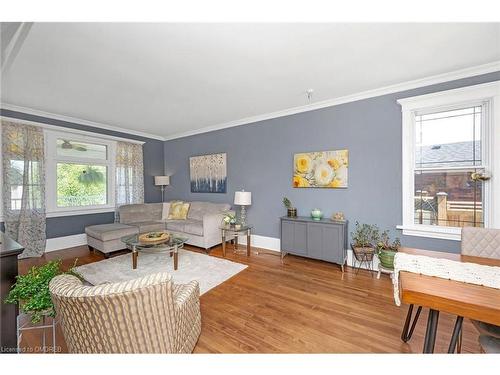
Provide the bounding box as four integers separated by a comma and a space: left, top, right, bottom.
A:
414, 106, 484, 228
45, 131, 116, 215
398, 81, 500, 240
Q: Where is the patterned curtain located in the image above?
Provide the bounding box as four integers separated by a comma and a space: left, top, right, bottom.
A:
2, 121, 46, 258
115, 141, 144, 221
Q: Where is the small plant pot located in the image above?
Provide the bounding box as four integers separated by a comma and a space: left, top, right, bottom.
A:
351, 244, 375, 261
287, 208, 297, 218
377, 249, 397, 269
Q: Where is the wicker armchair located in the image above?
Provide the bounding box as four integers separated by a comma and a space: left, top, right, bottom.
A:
49, 272, 201, 353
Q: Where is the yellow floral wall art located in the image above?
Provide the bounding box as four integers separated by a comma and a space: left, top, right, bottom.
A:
293, 150, 348, 188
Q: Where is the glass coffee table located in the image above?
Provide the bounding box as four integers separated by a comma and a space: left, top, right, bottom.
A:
121, 233, 188, 271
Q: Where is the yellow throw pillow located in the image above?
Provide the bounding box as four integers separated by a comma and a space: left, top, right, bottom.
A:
168, 201, 190, 220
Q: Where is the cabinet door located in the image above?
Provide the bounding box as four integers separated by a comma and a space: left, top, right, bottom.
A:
322, 225, 344, 263
307, 223, 324, 260
281, 221, 295, 252
292, 222, 308, 255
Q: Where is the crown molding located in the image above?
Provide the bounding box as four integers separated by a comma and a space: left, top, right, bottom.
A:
0, 103, 165, 141
163, 60, 500, 141
2, 61, 499, 142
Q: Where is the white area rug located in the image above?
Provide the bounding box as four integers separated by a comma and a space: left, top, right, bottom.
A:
74, 249, 248, 295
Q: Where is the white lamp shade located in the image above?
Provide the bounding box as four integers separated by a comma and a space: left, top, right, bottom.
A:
154, 175, 170, 186
234, 191, 251, 205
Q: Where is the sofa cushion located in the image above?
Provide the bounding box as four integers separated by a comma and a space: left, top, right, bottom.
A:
165, 219, 203, 236
119, 203, 163, 224
85, 223, 138, 241
133, 221, 165, 233
187, 201, 231, 221
166, 220, 186, 233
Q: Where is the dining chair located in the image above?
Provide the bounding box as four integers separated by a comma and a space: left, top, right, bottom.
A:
460, 227, 500, 354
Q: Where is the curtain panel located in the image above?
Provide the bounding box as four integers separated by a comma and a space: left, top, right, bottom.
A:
2, 121, 46, 258
115, 141, 144, 220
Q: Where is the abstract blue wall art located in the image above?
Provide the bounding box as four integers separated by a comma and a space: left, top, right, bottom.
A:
189, 153, 227, 193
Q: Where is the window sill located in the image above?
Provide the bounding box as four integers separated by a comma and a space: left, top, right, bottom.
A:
46, 207, 115, 218
396, 225, 461, 241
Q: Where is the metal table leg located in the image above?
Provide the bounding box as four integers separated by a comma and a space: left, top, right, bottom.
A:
448, 316, 463, 353
173, 244, 178, 270
246, 229, 251, 256
221, 229, 226, 257
401, 304, 422, 342
132, 245, 138, 269
423, 309, 439, 353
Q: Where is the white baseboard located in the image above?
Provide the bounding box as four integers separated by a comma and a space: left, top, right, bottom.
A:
45, 233, 87, 253
251, 235, 280, 252
346, 249, 380, 271
240, 234, 379, 271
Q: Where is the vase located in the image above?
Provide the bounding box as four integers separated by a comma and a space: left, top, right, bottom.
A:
310, 208, 323, 220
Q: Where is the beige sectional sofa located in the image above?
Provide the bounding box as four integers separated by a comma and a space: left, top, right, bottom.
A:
85, 201, 231, 257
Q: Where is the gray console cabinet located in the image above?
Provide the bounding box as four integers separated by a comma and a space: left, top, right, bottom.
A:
280, 216, 348, 271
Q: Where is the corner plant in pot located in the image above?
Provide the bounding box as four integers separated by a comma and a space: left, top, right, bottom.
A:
5, 259, 79, 323
376, 230, 401, 269
282, 197, 297, 217
350, 222, 379, 261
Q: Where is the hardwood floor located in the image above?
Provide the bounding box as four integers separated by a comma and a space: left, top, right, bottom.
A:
18, 244, 481, 353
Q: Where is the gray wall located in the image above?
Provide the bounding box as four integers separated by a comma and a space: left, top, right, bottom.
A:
164, 71, 500, 253
0, 109, 165, 238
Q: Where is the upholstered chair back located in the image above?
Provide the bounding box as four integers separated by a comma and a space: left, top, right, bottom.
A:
49, 272, 201, 353
461, 227, 500, 259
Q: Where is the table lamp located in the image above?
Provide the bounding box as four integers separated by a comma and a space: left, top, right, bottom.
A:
154, 175, 170, 202
234, 190, 251, 226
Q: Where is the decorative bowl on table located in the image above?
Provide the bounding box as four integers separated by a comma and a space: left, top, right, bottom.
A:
138, 231, 170, 243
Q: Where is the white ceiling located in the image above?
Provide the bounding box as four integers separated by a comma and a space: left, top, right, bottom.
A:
1, 23, 500, 139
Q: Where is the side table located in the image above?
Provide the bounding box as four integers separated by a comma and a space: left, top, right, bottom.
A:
220, 225, 253, 257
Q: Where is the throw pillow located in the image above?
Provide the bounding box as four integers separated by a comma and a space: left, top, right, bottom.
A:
168, 201, 190, 220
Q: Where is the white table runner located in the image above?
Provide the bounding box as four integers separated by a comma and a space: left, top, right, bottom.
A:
392, 252, 500, 306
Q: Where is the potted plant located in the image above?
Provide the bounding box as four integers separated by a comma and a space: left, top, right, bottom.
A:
350, 222, 379, 261
4, 259, 78, 323
283, 197, 297, 217
376, 230, 401, 269
222, 212, 237, 227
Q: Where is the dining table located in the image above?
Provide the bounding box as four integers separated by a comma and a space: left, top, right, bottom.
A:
397, 247, 500, 353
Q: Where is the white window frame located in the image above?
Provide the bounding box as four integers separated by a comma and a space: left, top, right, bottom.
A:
397, 81, 500, 241
45, 130, 117, 217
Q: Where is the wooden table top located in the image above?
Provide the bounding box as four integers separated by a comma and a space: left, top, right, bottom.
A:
398, 247, 500, 326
